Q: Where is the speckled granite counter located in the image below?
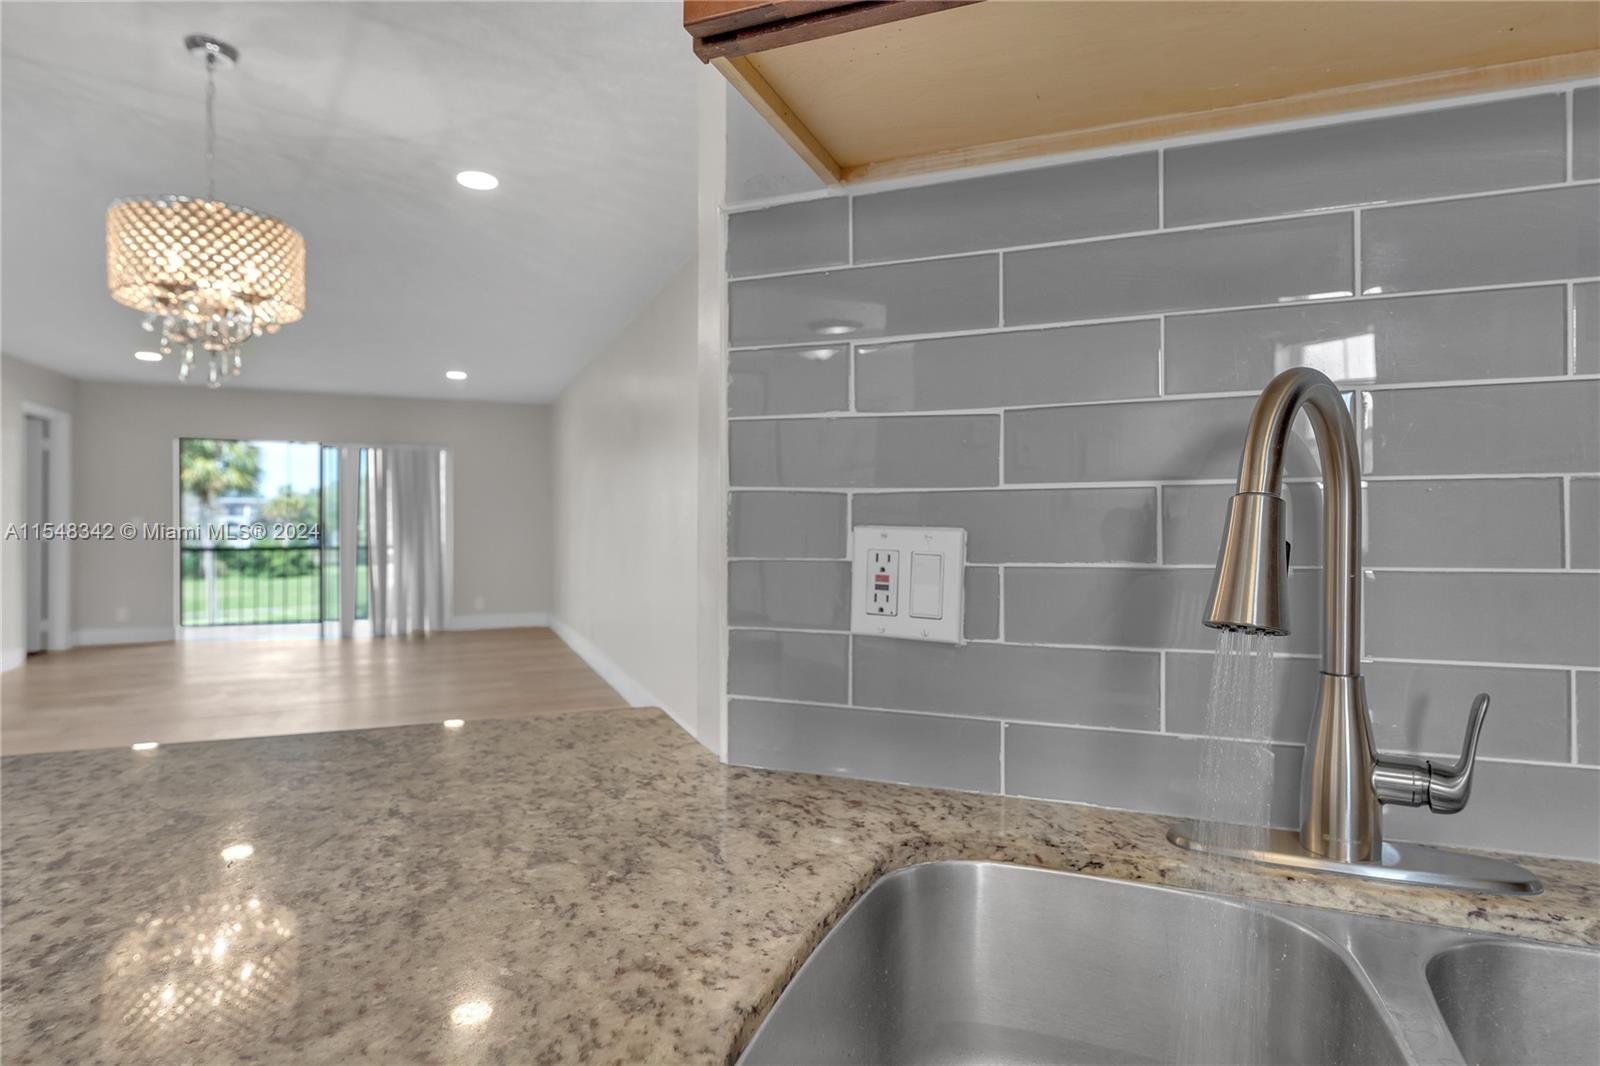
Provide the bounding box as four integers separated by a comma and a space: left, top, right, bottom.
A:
2, 707, 1594, 1064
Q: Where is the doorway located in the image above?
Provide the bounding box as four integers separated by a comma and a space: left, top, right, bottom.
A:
21, 404, 71, 655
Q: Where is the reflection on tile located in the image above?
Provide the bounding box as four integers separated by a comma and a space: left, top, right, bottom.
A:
1006, 395, 1318, 483
729, 256, 998, 347
1005, 214, 1352, 324
853, 488, 1157, 564
1361, 186, 1600, 294
1577, 282, 1599, 375
1571, 478, 1599, 570
1004, 724, 1302, 826
1004, 567, 1321, 655
1575, 86, 1599, 182
1577, 672, 1599, 764
965, 566, 999, 641
1385, 762, 1599, 860
730, 415, 1000, 488
730, 491, 847, 559
729, 346, 848, 416
1364, 381, 1600, 476
1366, 571, 1600, 667
1364, 479, 1564, 568
1165, 95, 1566, 226
854, 637, 1159, 727
852, 153, 1157, 262
1365, 660, 1573, 763
856, 320, 1158, 411
728, 560, 850, 630
1164, 288, 1566, 394
1162, 483, 1322, 567
727, 197, 849, 278
729, 699, 1001, 792
728, 630, 849, 703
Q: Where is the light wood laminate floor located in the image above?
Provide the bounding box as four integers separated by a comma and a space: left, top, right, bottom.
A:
1, 627, 627, 755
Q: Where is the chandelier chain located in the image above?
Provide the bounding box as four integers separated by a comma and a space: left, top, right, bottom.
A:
204, 55, 217, 201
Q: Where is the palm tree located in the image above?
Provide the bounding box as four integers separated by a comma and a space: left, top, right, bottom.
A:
179, 440, 261, 623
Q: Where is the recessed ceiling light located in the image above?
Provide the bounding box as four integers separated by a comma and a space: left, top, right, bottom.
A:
134, 350, 163, 362
445, 370, 468, 381
455, 170, 498, 191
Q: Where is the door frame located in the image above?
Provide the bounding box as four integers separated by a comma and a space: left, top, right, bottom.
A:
20, 401, 72, 653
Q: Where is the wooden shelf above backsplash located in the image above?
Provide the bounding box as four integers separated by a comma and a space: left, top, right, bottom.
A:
687, 0, 1600, 185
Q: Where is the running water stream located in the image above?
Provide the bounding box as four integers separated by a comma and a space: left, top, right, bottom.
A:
1173, 628, 1281, 1065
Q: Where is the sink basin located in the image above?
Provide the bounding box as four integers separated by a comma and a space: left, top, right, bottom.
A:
738, 861, 1600, 1066
1426, 940, 1600, 1066
738, 861, 1403, 1065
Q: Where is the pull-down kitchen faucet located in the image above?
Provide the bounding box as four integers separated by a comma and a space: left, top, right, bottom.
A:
1168, 366, 1540, 894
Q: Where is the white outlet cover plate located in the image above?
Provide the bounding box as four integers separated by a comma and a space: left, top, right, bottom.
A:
850, 525, 966, 644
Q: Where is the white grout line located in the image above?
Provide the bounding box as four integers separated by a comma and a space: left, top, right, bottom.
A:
1153, 484, 1165, 564
997, 251, 1006, 327
1352, 210, 1364, 295
728, 556, 1599, 576
846, 195, 855, 265
1568, 89, 1576, 184
1568, 282, 1579, 375
1158, 650, 1168, 732
1156, 315, 1167, 396
998, 721, 1007, 794
1572, 669, 1580, 764
1157, 148, 1166, 229
996, 565, 1006, 642
726, 180, 1599, 283
1563, 475, 1573, 568
729, 472, 1600, 495
729, 276, 1595, 352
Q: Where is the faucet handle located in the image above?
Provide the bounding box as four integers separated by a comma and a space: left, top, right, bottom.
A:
1427, 693, 1489, 814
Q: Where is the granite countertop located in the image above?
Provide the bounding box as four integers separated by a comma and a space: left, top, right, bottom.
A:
2, 707, 1595, 1065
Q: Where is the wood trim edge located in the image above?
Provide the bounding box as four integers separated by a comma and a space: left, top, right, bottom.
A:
840, 50, 1600, 185
713, 54, 844, 184
693, 1, 979, 62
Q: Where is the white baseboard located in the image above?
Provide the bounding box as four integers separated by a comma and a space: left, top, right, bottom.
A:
1, 647, 24, 672
446, 611, 550, 631
74, 627, 176, 647
548, 617, 668, 714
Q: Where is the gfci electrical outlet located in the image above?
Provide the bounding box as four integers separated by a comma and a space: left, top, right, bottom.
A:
850, 526, 965, 644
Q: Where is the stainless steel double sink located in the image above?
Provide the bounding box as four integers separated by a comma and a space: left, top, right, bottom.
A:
739, 861, 1599, 1065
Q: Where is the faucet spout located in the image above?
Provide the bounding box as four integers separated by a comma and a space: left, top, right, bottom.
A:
1206, 367, 1361, 676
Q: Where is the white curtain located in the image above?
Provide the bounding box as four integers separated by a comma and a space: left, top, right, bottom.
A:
367, 446, 448, 637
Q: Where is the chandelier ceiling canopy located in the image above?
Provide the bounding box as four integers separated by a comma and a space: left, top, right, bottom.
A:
105, 35, 306, 387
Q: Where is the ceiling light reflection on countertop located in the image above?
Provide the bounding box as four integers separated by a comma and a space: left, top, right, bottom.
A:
220, 843, 254, 863
450, 1000, 493, 1027
442, 719, 465, 729
455, 170, 499, 191
131, 741, 160, 751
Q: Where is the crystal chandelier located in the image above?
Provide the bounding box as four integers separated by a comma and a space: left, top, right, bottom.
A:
106, 35, 305, 387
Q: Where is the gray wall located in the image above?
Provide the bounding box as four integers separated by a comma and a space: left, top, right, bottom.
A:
722, 86, 1600, 860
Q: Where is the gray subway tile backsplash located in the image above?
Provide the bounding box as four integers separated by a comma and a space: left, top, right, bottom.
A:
1004, 567, 1322, 656
722, 86, 1600, 859
729, 700, 1002, 793
853, 488, 1157, 564
1164, 95, 1566, 226
1006, 395, 1317, 484
728, 560, 850, 631
729, 491, 848, 559
854, 637, 1159, 729
1005, 724, 1303, 827
852, 152, 1158, 262
1361, 185, 1600, 294
728, 630, 849, 704
727, 196, 849, 278
1570, 478, 1599, 570
1574, 86, 1599, 182
729, 345, 848, 416
1164, 287, 1567, 394
1362, 478, 1565, 569
1364, 380, 1599, 476
730, 415, 1000, 488
1366, 571, 1600, 668
1004, 214, 1353, 324
729, 255, 998, 347
855, 319, 1159, 412
965, 566, 1000, 641
1577, 281, 1599, 375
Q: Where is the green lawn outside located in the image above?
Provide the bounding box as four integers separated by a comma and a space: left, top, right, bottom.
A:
181, 556, 368, 626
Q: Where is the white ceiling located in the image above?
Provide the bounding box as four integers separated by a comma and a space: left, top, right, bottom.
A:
1, 1, 700, 402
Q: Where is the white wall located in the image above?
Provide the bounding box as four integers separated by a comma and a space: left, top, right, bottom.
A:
66, 379, 553, 642
554, 261, 704, 738
0, 354, 79, 667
